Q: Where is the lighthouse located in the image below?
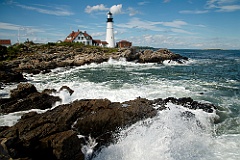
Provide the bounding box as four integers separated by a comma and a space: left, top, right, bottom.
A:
106, 11, 115, 48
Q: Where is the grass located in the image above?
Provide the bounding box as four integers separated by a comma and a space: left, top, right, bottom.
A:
0, 42, 119, 61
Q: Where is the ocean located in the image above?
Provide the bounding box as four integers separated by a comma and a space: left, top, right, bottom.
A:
0, 49, 240, 159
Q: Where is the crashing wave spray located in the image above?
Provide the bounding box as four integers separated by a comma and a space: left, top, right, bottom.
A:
81, 136, 98, 160
93, 103, 217, 160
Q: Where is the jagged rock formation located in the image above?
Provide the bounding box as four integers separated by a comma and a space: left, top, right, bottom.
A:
0, 83, 61, 113
0, 84, 217, 160
0, 45, 188, 83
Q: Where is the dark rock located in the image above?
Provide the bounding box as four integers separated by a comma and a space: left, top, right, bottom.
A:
1, 45, 188, 75
0, 126, 9, 132
0, 83, 61, 113
59, 86, 74, 95
0, 95, 217, 160
0, 98, 157, 160
74, 98, 157, 145
156, 97, 216, 113
181, 111, 195, 120
42, 88, 57, 95
138, 49, 187, 63
39, 130, 84, 160
10, 83, 37, 99
0, 92, 61, 113
0, 69, 26, 83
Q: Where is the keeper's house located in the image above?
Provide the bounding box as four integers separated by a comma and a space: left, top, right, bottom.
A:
64, 30, 93, 45
64, 30, 108, 47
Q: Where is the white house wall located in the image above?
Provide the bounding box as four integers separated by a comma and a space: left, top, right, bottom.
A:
73, 33, 93, 45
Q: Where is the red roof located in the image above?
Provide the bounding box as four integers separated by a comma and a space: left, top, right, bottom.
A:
0, 39, 11, 45
118, 40, 131, 43
93, 39, 101, 44
64, 30, 93, 42
101, 41, 108, 45
64, 31, 80, 42
83, 32, 92, 40
93, 40, 108, 45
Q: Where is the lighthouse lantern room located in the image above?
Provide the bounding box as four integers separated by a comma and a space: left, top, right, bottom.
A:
106, 11, 115, 48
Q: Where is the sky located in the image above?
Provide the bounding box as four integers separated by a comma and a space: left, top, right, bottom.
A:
0, 0, 240, 49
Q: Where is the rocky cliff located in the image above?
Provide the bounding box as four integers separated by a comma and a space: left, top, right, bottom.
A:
0, 44, 188, 83
0, 84, 217, 160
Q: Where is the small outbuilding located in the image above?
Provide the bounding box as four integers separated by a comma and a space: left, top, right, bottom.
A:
92, 40, 108, 47
0, 39, 11, 47
116, 40, 132, 48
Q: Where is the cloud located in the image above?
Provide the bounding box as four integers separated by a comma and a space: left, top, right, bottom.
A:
170, 28, 193, 34
85, 4, 123, 15
11, 1, 74, 16
163, 0, 171, 3
205, 0, 240, 12
91, 32, 105, 37
180, 0, 240, 14
85, 4, 108, 13
116, 18, 165, 32
127, 7, 140, 16
160, 20, 188, 28
179, 10, 209, 14
138, 1, 149, 5
0, 22, 22, 30
110, 4, 123, 15
217, 5, 240, 12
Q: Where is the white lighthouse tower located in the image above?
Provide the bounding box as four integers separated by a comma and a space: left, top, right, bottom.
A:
106, 11, 115, 48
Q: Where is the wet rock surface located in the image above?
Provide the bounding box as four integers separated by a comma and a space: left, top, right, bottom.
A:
0, 45, 187, 83
0, 84, 218, 160
0, 83, 61, 113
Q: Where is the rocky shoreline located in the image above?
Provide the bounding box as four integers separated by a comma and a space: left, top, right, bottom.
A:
0, 45, 213, 160
0, 44, 188, 84
0, 83, 218, 160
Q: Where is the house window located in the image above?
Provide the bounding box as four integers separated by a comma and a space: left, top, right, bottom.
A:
78, 37, 80, 40
81, 37, 84, 40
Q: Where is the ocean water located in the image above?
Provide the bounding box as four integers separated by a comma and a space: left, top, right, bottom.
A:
0, 49, 240, 159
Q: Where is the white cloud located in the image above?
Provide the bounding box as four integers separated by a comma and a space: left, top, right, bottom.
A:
85, 4, 123, 15
127, 7, 140, 16
11, 2, 74, 16
116, 18, 165, 32
138, 1, 149, 5
85, 4, 108, 13
0, 22, 22, 30
91, 32, 105, 37
217, 5, 240, 12
116, 18, 191, 34
206, 0, 240, 12
179, 10, 209, 14
170, 28, 193, 34
128, 34, 240, 49
160, 20, 188, 28
163, 0, 171, 3
110, 4, 123, 15
0, 22, 43, 33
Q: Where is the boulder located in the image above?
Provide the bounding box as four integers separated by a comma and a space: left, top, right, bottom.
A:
0, 96, 218, 160
138, 49, 187, 63
0, 83, 61, 113
0, 69, 26, 83
0, 98, 158, 160
10, 83, 37, 99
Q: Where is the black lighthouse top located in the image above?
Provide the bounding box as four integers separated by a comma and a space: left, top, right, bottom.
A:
107, 11, 113, 22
